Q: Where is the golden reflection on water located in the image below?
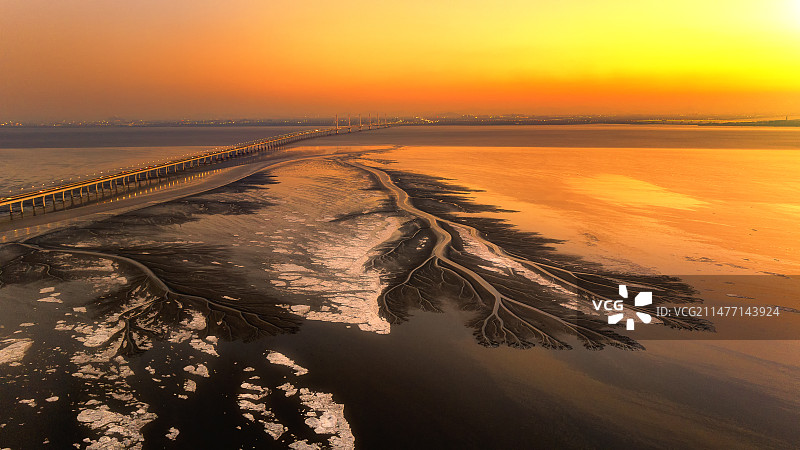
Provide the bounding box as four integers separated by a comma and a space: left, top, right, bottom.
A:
367, 146, 800, 276
566, 173, 709, 210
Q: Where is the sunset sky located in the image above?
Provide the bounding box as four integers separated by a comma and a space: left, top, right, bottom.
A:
2, 0, 799, 121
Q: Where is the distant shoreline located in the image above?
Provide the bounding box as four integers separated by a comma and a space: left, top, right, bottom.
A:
2, 119, 799, 129
697, 119, 800, 127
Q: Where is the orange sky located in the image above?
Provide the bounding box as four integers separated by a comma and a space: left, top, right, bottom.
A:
2, 0, 799, 121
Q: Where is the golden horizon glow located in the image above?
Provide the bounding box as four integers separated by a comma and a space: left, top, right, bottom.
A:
1, 0, 799, 121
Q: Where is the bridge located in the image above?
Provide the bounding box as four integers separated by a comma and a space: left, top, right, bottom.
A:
1, 115, 392, 221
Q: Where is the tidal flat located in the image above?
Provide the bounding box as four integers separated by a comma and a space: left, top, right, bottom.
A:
1, 126, 799, 449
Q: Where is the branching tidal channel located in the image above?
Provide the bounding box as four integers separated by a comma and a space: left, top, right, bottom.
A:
353, 161, 712, 350
0, 159, 712, 356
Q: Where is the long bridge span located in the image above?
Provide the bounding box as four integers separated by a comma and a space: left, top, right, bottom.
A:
1, 117, 391, 221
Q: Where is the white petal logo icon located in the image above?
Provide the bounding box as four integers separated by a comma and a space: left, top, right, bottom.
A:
607, 285, 653, 330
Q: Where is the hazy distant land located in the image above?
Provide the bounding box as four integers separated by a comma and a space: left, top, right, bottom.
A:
2, 116, 799, 129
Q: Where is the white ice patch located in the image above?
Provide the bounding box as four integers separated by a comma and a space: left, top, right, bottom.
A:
266, 351, 308, 376
268, 216, 403, 335
165, 427, 180, 441
273, 263, 312, 273
184, 364, 210, 378
184, 379, 197, 393
0, 339, 33, 365
289, 440, 322, 450
253, 165, 408, 336
182, 309, 207, 331
298, 388, 355, 449
478, 264, 506, 275
77, 404, 156, 449
238, 381, 285, 439
46, 285, 158, 448
169, 308, 206, 344
289, 304, 311, 315
458, 226, 574, 296
75, 322, 125, 348
262, 421, 288, 440
277, 382, 298, 397
240, 382, 268, 396
189, 338, 219, 357
233, 345, 355, 447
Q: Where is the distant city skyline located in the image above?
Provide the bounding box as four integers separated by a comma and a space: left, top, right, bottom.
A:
2, 0, 799, 122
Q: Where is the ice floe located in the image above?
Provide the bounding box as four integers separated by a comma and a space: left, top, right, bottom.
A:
189, 338, 219, 356
183, 364, 210, 378
184, 379, 197, 393
76, 404, 156, 449
165, 427, 180, 440
266, 351, 308, 376
18, 399, 36, 407
0, 338, 33, 365
298, 387, 354, 447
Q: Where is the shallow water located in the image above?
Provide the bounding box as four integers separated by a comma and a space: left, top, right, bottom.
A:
311, 124, 800, 149
0, 126, 798, 448
0, 126, 315, 195
369, 144, 800, 276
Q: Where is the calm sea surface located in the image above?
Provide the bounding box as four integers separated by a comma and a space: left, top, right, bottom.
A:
2, 125, 800, 195
0, 126, 315, 194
